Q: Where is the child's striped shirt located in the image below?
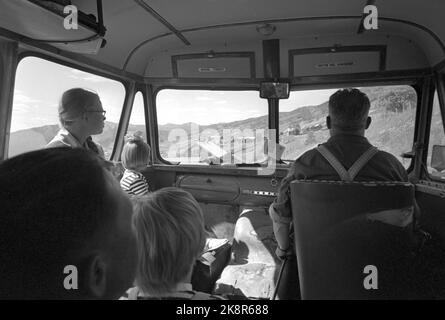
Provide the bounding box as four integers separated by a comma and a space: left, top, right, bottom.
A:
120, 169, 150, 196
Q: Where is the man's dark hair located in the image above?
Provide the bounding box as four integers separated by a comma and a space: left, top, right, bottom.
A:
329, 88, 371, 129
0, 148, 116, 299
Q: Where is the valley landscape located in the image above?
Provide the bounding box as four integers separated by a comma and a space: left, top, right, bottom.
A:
11, 86, 441, 171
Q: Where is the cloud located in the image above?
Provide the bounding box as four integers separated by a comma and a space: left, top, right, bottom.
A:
195, 96, 214, 101
157, 90, 269, 125
68, 69, 111, 84
13, 104, 32, 113
158, 98, 176, 104
13, 91, 45, 113
14, 90, 42, 105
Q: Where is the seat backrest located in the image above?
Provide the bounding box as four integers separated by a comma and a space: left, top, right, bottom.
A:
290, 180, 416, 299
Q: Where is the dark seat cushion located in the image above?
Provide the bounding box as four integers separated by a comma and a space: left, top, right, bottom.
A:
290, 180, 416, 299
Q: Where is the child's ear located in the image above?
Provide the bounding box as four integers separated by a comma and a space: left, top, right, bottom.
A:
85, 254, 107, 298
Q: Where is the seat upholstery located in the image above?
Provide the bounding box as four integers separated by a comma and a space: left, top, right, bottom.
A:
290, 180, 417, 299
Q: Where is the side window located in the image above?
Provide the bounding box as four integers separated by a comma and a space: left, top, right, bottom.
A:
156, 89, 268, 164
427, 91, 445, 180
279, 85, 417, 168
9, 56, 125, 159
126, 91, 147, 141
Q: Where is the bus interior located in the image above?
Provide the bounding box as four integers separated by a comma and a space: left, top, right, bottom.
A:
0, 0, 445, 299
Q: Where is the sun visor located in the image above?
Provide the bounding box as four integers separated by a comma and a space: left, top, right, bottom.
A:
0, 0, 105, 54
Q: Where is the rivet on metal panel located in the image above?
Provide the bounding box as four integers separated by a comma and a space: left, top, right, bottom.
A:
270, 178, 278, 187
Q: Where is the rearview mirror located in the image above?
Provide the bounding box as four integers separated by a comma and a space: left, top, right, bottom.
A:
431, 145, 445, 172
260, 82, 290, 99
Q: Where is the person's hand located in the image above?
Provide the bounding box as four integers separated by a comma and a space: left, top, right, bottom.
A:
275, 246, 293, 260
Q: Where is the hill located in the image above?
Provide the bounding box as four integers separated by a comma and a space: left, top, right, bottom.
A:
10, 86, 417, 164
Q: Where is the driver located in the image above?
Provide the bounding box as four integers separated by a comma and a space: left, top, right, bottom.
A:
269, 88, 412, 259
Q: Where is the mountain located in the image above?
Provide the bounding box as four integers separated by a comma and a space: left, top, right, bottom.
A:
9, 86, 418, 163
9, 124, 59, 158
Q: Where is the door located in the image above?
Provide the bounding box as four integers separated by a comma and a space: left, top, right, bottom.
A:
415, 74, 445, 299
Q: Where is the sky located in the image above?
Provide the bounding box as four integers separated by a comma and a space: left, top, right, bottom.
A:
11, 57, 126, 132
12, 57, 336, 131
156, 88, 337, 125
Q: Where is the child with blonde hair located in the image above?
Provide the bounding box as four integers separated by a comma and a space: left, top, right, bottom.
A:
121, 187, 225, 300
120, 133, 151, 196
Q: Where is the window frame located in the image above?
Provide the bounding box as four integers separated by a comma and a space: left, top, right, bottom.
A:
125, 89, 149, 143
281, 81, 421, 172
153, 85, 268, 165
423, 74, 445, 182
9, 51, 130, 159
152, 80, 421, 171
